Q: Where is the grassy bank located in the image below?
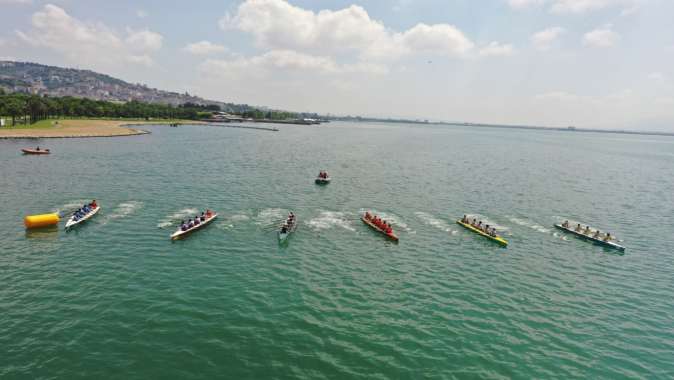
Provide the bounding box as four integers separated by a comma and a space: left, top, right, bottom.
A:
0, 118, 204, 138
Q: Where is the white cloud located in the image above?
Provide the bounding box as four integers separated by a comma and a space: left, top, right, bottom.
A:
507, 0, 545, 9
647, 72, 665, 82
0, 0, 32, 4
531, 27, 565, 50
136, 10, 147, 19
478, 41, 515, 57
507, 0, 643, 14
16, 5, 163, 69
200, 50, 388, 79
183, 41, 228, 55
0, 56, 17, 61
220, 0, 475, 60
583, 25, 620, 47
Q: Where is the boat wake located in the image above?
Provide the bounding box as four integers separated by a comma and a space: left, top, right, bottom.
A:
217, 213, 251, 230
254, 208, 286, 227
508, 216, 550, 233
52, 200, 89, 216
108, 201, 143, 219
414, 212, 456, 234
157, 208, 199, 228
306, 211, 355, 231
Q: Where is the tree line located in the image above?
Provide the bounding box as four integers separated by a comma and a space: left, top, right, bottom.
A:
0, 90, 317, 126
0, 91, 215, 126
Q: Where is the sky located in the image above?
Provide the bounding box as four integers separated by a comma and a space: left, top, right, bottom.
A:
1, 0, 674, 130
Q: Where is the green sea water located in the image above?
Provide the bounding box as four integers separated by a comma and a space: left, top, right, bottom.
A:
1, 122, 673, 379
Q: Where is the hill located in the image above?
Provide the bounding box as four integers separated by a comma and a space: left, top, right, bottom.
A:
0, 61, 254, 113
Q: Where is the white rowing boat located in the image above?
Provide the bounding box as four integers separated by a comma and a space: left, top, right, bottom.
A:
170, 213, 218, 240
278, 216, 297, 243
65, 206, 100, 230
554, 223, 625, 252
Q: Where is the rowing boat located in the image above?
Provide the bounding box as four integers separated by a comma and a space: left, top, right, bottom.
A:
456, 220, 508, 246
278, 215, 297, 243
554, 224, 625, 252
170, 213, 217, 240
22, 148, 50, 155
315, 177, 331, 184
361, 216, 399, 242
65, 206, 100, 230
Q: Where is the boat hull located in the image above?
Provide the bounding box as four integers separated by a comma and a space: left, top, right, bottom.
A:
278, 218, 297, 243
361, 217, 399, 242
315, 178, 331, 184
171, 213, 218, 240
65, 206, 100, 230
554, 224, 625, 252
456, 220, 508, 246
22, 149, 50, 155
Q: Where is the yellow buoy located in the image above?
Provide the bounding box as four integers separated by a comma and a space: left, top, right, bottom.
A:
24, 213, 60, 229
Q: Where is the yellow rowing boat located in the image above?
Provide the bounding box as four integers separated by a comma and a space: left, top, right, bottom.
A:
456, 220, 508, 246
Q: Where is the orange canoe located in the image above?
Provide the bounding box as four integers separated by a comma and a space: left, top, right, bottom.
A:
361, 216, 399, 242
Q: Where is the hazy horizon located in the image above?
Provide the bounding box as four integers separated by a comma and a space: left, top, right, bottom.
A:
1, 0, 673, 131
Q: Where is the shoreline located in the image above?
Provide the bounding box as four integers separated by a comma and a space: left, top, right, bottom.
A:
0, 119, 205, 139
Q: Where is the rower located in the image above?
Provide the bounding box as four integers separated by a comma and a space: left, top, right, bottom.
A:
462, 215, 468, 223
281, 225, 288, 233
36, 146, 40, 151
386, 226, 393, 234
562, 220, 569, 228
365, 211, 371, 220
575, 223, 582, 232
477, 221, 483, 230
200, 212, 206, 222
593, 230, 601, 239
583, 225, 591, 234
194, 216, 200, 225
485, 224, 490, 233
206, 209, 212, 217
604, 233, 612, 242
90, 200, 97, 208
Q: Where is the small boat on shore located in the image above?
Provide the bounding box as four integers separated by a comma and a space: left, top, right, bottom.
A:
22, 148, 50, 155
278, 213, 297, 243
456, 220, 508, 246
170, 212, 217, 240
554, 223, 625, 252
65, 205, 100, 230
361, 214, 399, 242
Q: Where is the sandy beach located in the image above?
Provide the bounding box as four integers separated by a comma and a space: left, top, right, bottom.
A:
0, 119, 201, 139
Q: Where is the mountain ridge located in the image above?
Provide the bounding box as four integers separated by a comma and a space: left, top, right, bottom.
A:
0, 61, 255, 113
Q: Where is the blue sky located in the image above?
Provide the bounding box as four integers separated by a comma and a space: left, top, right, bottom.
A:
1, 0, 673, 130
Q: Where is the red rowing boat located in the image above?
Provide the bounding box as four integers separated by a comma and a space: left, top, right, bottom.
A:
21, 148, 50, 155
361, 216, 399, 242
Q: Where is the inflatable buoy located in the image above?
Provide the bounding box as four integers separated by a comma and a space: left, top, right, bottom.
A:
24, 213, 60, 229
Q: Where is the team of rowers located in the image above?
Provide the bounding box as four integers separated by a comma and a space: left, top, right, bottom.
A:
317, 171, 329, 179
179, 210, 214, 231
561, 220, 613, 242
461, 215, 499, 237
280, 212, 296, 234
72, 200, 97, 221
364, 212, 394, 235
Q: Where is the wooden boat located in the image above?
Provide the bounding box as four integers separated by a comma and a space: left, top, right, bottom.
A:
65, 206, 100, 230
278, 215, 297, 243
22, 148, 50, 155
554, 223, 625, 252
170, 213, 218, 240
456, 220, 508, 246
361, 216, 399, 242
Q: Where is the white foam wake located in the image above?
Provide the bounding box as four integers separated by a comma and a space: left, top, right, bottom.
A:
306, 211, 355, 231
